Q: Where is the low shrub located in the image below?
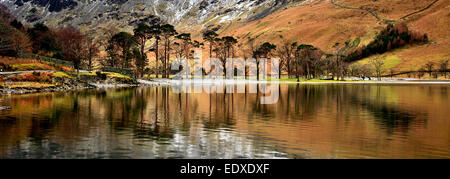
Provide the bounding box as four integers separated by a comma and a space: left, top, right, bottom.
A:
22, 73, 36, 81
0, 56, 56, 71
0, 62, 13, 71
60, 66, 74, 72
96, 71, 107, 80
10, 72, 53, 83
0, 56, 39, 64
52, 72, 72, 79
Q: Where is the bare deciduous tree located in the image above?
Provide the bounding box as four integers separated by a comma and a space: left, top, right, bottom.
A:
440, 60, 449, 78
333, 38, 360, 80
84, 37, 100, 71
424, 61, 435, 77
0, 21, 31, 56
277, 40, 297, 79
370, 56, 385, 81
55, 25, 87, 74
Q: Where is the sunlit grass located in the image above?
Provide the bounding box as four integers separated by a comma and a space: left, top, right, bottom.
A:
9, 63, 55, 71
53, 72, 73, 79
0, 82, 55, 89
357, 55, 403, 71
80, 71, 96, 76
80, 71, 132, 79
102, 72, 132, 79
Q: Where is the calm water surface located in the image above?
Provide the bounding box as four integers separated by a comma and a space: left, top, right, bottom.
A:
0, 83, 449, 158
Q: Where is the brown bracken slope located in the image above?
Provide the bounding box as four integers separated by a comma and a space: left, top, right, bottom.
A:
198, 0, 450, 72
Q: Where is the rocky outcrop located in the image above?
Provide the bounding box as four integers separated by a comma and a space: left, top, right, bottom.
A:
13, 0, 78, 12
0, 0, 306, 35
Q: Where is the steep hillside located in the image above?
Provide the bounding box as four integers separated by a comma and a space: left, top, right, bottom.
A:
1, 0, 449, 73
1, 0, 304, 34
214, 0, 449, 72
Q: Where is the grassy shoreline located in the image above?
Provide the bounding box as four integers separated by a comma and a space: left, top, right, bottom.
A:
0, 70, 139, 95
2, 76, 449, 96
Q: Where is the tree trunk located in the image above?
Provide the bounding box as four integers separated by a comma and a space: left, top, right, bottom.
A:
166, 40, 171, 78
279, 62, 282, 79
123, 49, 127, 69
163, 40, 167, 78
209, 43, 213, 59
88, 57, 92, 72
339, 56, 344, 81
306, 62, 310, 80
256, 59, 260, 81
287, 58, 291, 79
141, 38, 145, 58
155, 39, 159, 78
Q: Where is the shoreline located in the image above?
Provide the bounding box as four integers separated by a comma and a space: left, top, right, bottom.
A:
1, 78, 449, 96
0, 86, 92, 95
0, 83, 145, 95
155, 78, 450, 85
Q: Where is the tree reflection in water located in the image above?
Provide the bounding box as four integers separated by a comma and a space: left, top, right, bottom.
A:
0, 83, 449, 158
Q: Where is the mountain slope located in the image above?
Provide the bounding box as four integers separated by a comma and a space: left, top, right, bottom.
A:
1, 0, 304, 33
1, 0, 449, 73
214, 0, 449, 72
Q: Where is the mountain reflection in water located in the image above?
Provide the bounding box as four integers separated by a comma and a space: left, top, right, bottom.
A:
0, 84, 449, 158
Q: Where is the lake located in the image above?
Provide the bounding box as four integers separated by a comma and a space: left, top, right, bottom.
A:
0, 83, 449, 158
